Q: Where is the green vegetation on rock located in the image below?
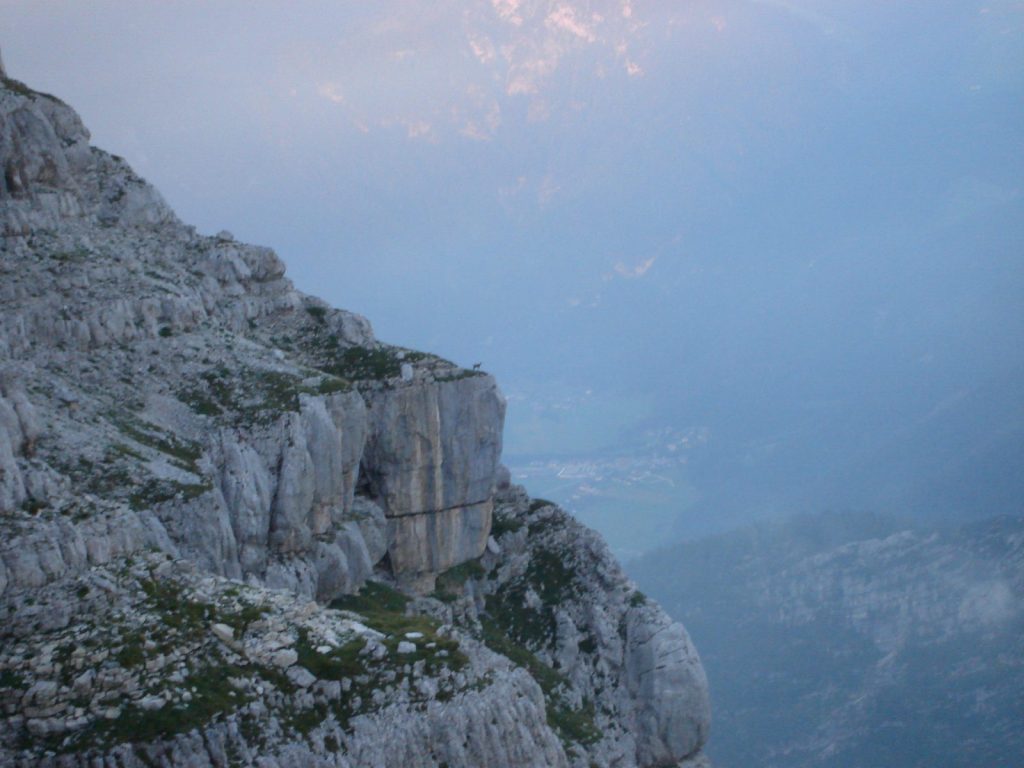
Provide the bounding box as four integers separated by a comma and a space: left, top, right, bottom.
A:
433, 559, 486, 603
478, 617, 601, 747
177, 365, 350, 423
322, 345, 430, 381
0, 76, 64, 103
331, 581, 467, 671
490, 512, 525, 537
92, 660, 251, 747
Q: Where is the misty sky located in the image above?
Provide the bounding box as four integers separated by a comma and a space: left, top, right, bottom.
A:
4, 0, 1022, 541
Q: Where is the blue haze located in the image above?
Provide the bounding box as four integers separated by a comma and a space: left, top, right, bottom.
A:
5, 0, 1022, 551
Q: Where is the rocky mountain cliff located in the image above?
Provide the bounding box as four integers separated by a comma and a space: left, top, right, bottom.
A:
631, 512, 1024, 767
0, 59, 710, 766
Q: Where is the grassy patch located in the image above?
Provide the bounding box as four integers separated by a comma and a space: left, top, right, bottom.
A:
64, 416, 212, 510
177, 366, 350, 423
478, 618, 601, 747
484, 587, 557, 651
331, 581, 409, 615
433, 559, 486, 602
435, 369, 487, 382
317, 376, 351, 396
48, 247, 91, 263
548, 699, 602, 746
115, 636, 146, 669
220, 601, 270, 632
0, 668, 26, 690
527, 513, 567, 538
480, 617, 562, 693
300, 328, 474, 386
331, 581, 431, 637
109, 442, 145, 462
96, 662, 249, 745
281, 701, 329, 736
305, 306, 328, 324
110, 415, 203, 470
129, 478, 212, 510
1, 76, 64, 103
295, 628, 366, 680
140, 578, 219, 633
320, 345, 429, 381
490, 513, 525, 537
524, 546, 579, 606
481, 539, 579, 652
330, 581, 467, 672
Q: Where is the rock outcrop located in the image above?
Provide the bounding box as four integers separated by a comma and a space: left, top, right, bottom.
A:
360, 375, 505, 590
0, 65, 505, 598
478, 488, 711, 766
0, 58, 711, 767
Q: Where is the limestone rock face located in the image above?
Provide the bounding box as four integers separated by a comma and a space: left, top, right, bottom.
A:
479, 487, 712, 767
0, 375, 35, 511
360, 375, 505, 585
386, 501, 493, 591
0, 76, 175, 236
0, 554, 572, 768
0, 506, 174, 599
0, 70, 503, 595
1, 493, 712, 768
360, 376, 505, 517
0, 59, 710, 768
624, 604, 710, 765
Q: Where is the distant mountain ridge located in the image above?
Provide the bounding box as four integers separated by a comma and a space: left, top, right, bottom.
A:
630, 512, 1024, 767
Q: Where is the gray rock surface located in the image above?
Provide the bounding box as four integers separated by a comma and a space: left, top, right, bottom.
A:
360, 377, 505, 517
0, 58, 711, 767
0, 554, 570, 767
386, 501, 493, 590
623, 605, 710, 765
360, 374, 505, 588
0, 67, 503, 595
477, 487, 711, 767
